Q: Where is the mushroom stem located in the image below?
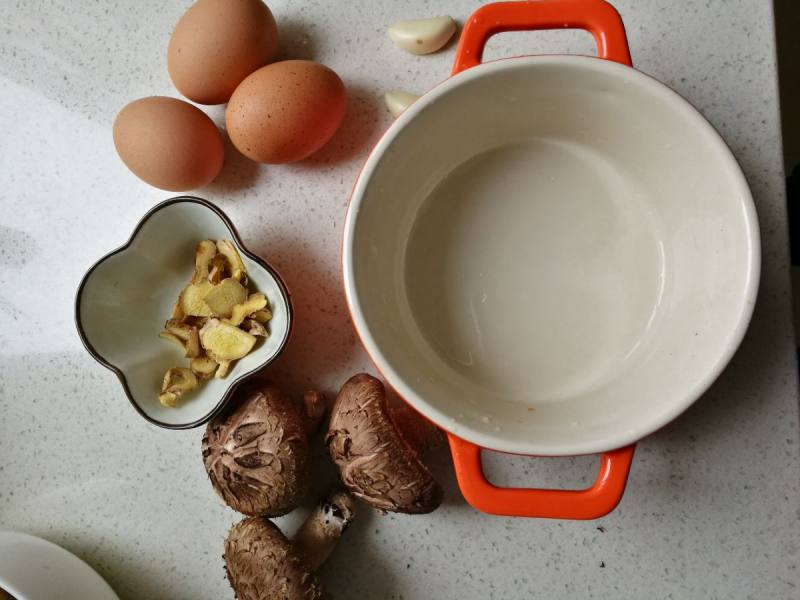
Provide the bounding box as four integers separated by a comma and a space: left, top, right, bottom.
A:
303, 390, 327, 437
293, 490, 356, 572
390, 405, 444, 456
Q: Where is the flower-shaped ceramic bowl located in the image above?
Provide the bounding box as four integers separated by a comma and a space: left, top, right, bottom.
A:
75, 197, 292, 429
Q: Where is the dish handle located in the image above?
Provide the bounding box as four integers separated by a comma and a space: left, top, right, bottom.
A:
452, 0, 632, 74
448, 436, 636, 519
446, 0, 635, 519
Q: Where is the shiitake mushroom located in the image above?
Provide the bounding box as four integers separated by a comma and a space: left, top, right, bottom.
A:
202, 381, 325, 516
224, 490, 356, 600
326, 373, 444, 514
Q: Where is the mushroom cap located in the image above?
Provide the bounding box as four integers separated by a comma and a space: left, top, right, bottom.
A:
224, 516, 321, 600
325, 374, 443, 513
202, 383, 311, 516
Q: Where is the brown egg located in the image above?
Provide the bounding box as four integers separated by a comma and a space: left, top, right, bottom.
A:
226, 60, 347, 164
168, 0, 279, 105
112, 96, 224, 191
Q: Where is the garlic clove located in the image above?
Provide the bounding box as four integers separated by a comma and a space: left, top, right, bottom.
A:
385, 90, 421, 118
387, 16, 457, 55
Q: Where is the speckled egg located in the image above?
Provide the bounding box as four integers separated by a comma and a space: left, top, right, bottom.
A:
168, 0, 279, 105
225, 60, 347, 164
112, 96, 224, 191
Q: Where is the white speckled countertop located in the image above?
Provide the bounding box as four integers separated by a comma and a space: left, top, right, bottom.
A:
1, 1, 798, 598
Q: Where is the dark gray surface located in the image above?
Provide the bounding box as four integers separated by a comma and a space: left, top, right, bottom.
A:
777, 0, 800, 172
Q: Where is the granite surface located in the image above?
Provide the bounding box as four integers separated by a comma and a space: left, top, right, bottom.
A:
0, 1, 798, 599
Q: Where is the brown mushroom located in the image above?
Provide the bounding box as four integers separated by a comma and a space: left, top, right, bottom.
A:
326, 373, 444, 514
202, 382, 326, 517
224, 490, 356, 600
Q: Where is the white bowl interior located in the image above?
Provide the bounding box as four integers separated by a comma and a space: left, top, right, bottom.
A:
78, 200, 290, 427
345, 56, 759, 455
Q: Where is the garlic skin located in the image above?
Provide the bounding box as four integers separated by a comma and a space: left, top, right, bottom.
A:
387, 16, 457, 55
385, 90, 421, 118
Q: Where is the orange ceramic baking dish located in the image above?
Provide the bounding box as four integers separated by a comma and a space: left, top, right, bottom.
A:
343, 0, 759, 518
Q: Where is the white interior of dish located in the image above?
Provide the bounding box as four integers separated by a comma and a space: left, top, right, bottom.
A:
78, 200, 290, 427
344, 56, 759, 455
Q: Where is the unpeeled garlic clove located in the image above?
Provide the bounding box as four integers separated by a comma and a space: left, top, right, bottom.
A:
387, 16, 456, 55
385, 90, 421, 118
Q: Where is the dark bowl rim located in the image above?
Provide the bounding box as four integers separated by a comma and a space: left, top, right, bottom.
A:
74, 195, 293, 430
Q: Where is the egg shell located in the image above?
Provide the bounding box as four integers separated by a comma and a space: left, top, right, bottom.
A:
225, 60, 347, 164
168, 0, 279, 105
112, 96, 224, 191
